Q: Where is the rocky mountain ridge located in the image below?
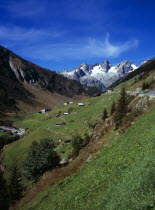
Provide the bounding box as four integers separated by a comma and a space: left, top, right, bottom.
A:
60, 60, 138, 90
0, 46, 87, 113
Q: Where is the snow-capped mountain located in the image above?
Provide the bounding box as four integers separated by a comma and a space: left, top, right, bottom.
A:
60, 60, 138, 90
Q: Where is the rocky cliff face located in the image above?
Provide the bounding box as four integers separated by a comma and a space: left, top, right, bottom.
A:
60, 60, 138, 90
0, 46, 86, 113
0, 46, 87, 95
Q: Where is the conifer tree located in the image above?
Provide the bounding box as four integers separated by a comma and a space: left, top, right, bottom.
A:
0, 170, 9, 210
142, 81, 146, 90
113, 87, 128, 129
102, 108, 108, 120
9, 165, 24, 205
145, 82, 149, 89
110, 101, 116, 115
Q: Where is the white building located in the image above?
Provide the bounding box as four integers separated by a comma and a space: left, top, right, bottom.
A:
78, 103, 84, 106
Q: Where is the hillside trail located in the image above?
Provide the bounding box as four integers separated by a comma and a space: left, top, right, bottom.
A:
46, 126, 71, 139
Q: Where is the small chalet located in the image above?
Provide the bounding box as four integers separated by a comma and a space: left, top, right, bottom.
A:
60, 158, 68, 165
78, 103, 84, 106
64, 113, 69, 115
64, 102, 69, 105
41, 108, 52, 113
69, 102, 73, 104
56, 122, 66, 126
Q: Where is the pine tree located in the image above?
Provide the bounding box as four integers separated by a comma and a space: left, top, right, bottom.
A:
102, 108, 108, 120
113, 87, 128, 129
0, 170, 9, 210
142, 81, 146, 90
145, 82, 149, 89
9, 165, 24, 205
110, 101, 116, 115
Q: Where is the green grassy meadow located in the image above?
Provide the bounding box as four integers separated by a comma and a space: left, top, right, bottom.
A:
3, 74, 155, 209
21, 103, 155, 210
114, 69, 155, 91
3, 93, 119, 176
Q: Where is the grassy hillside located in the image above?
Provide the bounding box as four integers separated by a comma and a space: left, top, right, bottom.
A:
114, 68, 155, 92
3, 93, 119, 178
21, 103, 155, 210
3, 67, 155, 210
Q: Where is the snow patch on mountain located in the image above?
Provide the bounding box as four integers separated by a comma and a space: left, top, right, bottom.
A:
60, 60, 138, 90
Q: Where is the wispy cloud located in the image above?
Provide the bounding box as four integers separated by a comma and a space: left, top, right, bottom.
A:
18, 34, 139, 61
0, 25, 139, 62
89, 33, 139, 57
0, 25, 63, 43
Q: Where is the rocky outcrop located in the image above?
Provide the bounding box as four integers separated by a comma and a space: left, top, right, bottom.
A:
0, 46, 87, 113
60, 60, 138, 90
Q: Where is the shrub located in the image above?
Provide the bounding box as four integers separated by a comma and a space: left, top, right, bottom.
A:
72, 134, 91, 156
72, 134, 83, 156
23, 138, 60, 182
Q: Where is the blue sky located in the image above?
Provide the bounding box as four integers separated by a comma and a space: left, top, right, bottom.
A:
0, 0, 155, 71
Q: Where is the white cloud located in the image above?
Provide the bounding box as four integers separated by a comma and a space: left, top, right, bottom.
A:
18, 34, 139, 61
0, 25, 139, 62
84, 34, 139, 58
0, 26, 63, 43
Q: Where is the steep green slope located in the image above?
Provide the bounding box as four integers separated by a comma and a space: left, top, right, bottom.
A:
114, 68, 155, 92
110, 57, 155, 89
21, 104, 155, 210
3, 93, 119, 178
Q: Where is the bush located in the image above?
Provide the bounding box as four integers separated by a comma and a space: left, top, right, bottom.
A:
72, 134, 83, 156
72, 134, 91, 156
23, 138, 60, 182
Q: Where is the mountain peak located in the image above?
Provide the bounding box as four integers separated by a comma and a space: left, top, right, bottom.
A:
60, 69, 68, 73
102, 60, 109, 64
60, 59, 138, 90
101, 60, 112, 72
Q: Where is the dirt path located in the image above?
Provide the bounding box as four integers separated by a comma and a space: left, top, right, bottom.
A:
46, 126, 71, 139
